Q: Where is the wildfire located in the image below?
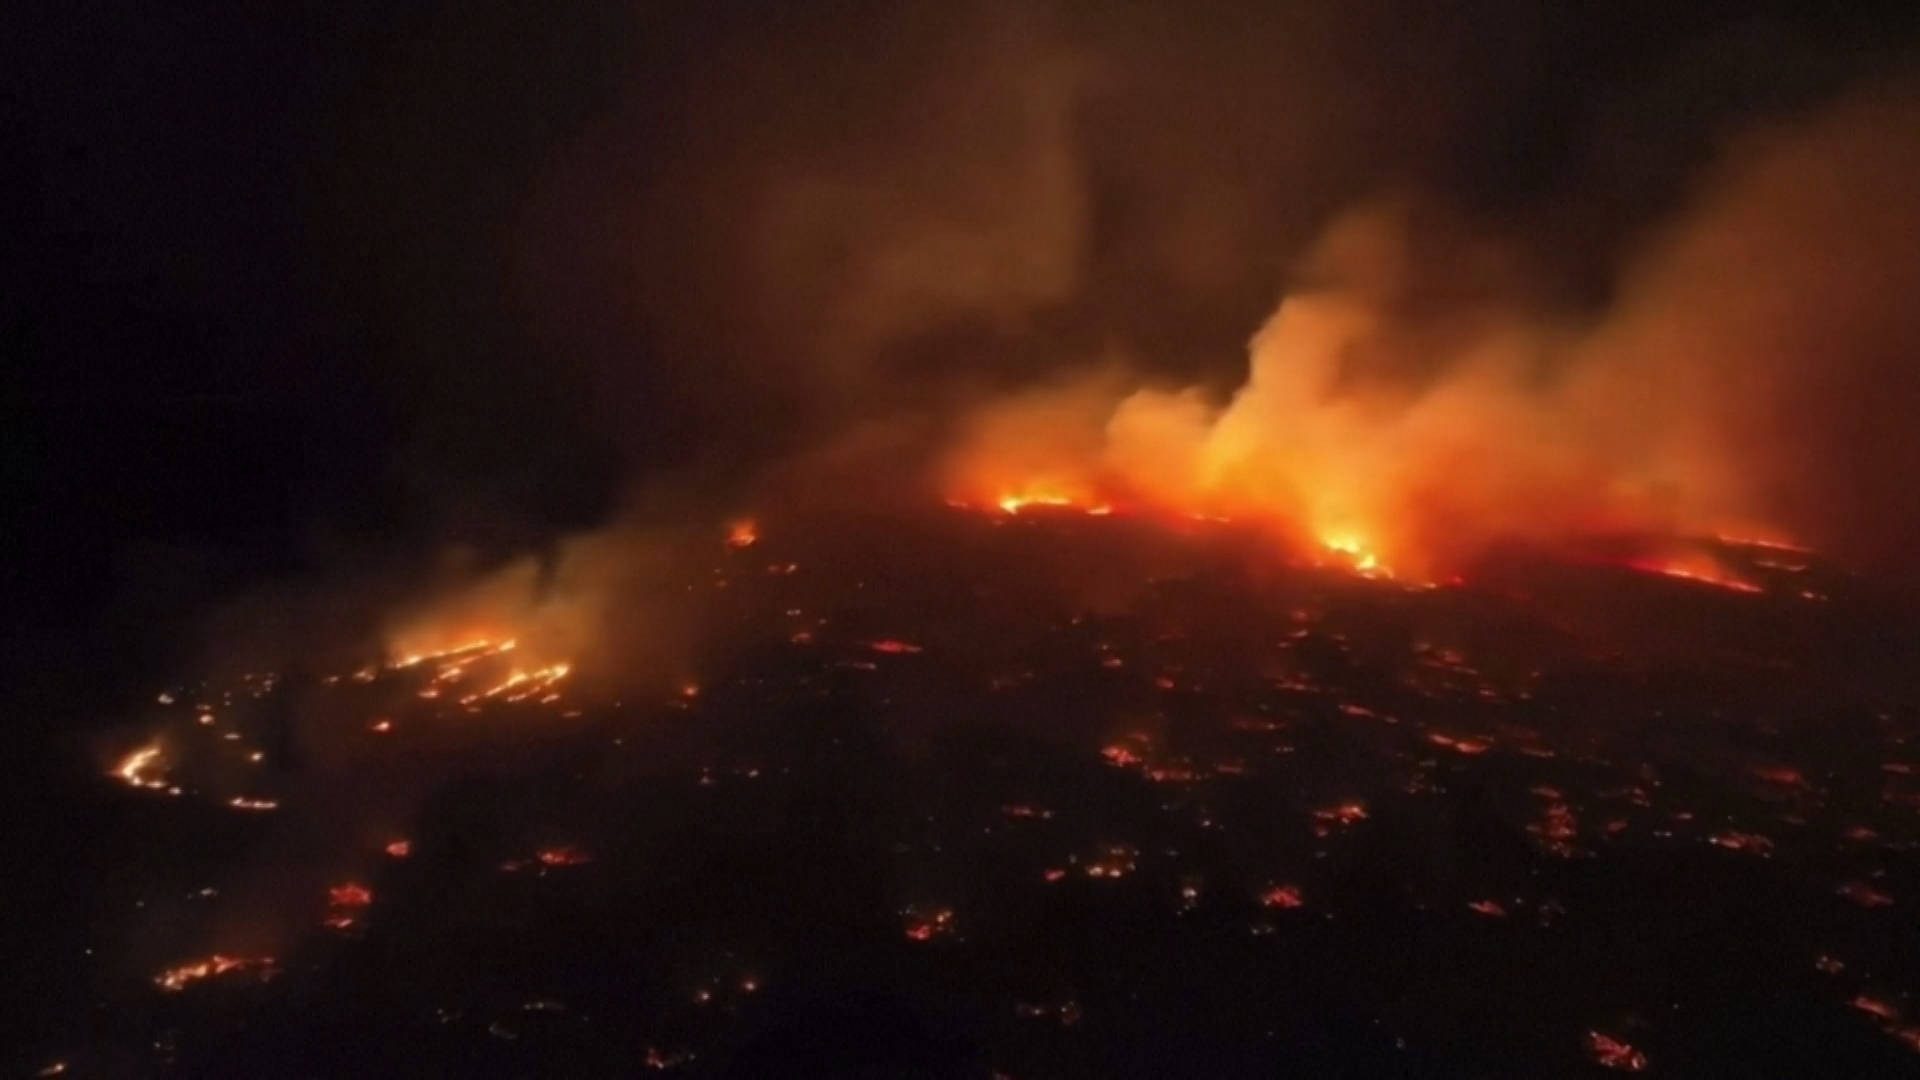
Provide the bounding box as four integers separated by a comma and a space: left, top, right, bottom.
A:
1318, 533, 1388, 577
1626, 555, 1763, 594
948, 487, 1113, 517
1312, 801, 1369, 836
1427, 732, 1493, 755
1714, 534, 1811, 554
902, 907, 956, 942
389, 637, 514, 670
537, 845, 592, 867
153, 954, 278, 992
1527, 796, 1580, 857
999, 492, 1075, 513
499, 845, 596, 873
112, 744, 173, 792
1260, 884, 1305, 909
1837, 880, 1895, 908
1083, 845, 1139, 878
1854, 995, 1900, 1022
1587, 1031, 1649, 1071
459, 663, 571, 706
1710, 831, 1775, 856
867, 639, 924, 655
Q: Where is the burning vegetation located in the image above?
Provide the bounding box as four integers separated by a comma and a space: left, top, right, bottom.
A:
33, 9, 1920, 1074
54, 478, 1920, 1075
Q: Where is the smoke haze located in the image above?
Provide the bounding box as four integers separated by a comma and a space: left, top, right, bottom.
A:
20, 0, 1920, 688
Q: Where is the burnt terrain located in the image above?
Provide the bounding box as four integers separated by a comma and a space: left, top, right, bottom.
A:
22, 507, 1920, 1077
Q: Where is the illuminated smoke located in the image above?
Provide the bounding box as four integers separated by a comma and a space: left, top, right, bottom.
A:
945, 80, 1920, 577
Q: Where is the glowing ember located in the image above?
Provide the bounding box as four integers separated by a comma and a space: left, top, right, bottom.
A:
726, 520, 758, 548
1467, 899, 1508, 917
385, 839, 412, 859
867, 639, 924, 655
1587, 1031, 1649, 1071
390, 638, 514, 670
459, 663, 572, 706
228, 796, 278, 812
1749, 764, 1806, 787
902, 907, 956, 941
1837, 880, 1895, 908
1709, 831, 1775, 856
112, 744, 170, 791
153, 954, 278, 992
1714, 534, 1811, 554
1527, 793, 1581, 857
536, 845, 593, 867
1319, 533, 1389, 577
1083, 845, 1139, 878
1626, 556, 1762, 593
1427, 732, 1492, 755
322, 882, 374, 930
947, 486, 1118, 517
1313, 801, 1369, 828
1854, 995, 1900, 1022
1260, 884, 1305, 909
644, 1046, 693, 1070
999, 493, 1073, 513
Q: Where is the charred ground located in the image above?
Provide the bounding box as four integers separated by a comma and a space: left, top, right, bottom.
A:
23, 506, 1920, 1076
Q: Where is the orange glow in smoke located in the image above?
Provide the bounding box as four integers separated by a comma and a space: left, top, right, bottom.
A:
931, 202, 1820, 582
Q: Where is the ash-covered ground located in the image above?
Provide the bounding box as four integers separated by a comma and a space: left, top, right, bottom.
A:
25, 507, 1920, 1077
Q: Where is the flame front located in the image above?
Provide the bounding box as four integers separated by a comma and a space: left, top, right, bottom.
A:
937, 202, 1815, 580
